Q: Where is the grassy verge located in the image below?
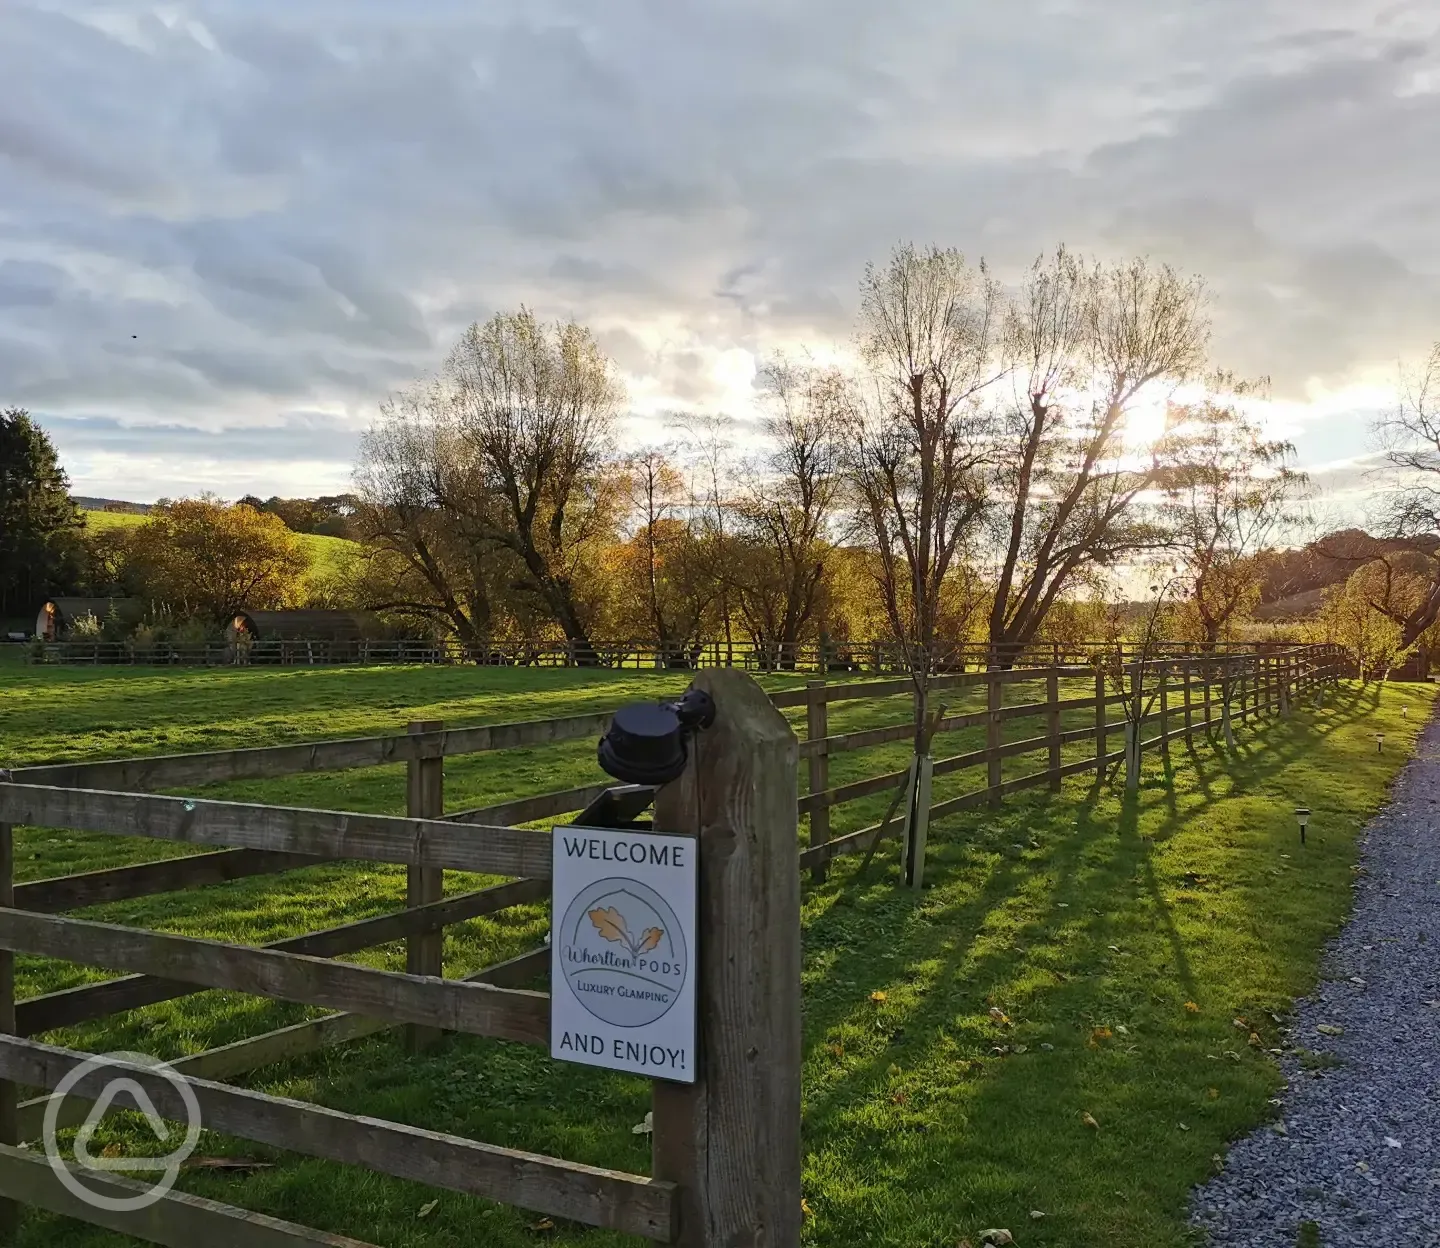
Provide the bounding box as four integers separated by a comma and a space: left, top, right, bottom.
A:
0, 663, 1425, 1246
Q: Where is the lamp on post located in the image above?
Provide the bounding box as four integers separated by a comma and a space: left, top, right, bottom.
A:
1376, 733, 1385, 753
1295, 806, 1310, 846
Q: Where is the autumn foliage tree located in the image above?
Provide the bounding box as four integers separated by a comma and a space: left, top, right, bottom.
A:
126, 496, 309, 623
1161, 381, 1306, 649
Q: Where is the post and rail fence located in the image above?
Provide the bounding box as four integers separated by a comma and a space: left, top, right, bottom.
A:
24, 634, 1340, 674
0, 644, 1344, 1244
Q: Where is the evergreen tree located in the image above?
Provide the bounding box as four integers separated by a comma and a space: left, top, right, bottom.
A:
0, 407, 83, 617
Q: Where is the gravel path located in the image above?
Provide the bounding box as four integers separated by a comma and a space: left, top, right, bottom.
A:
1192, 715, 1440, 1246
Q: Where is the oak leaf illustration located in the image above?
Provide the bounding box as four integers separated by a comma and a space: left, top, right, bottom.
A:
588, 907, 631, 945
637, 927, 664, 954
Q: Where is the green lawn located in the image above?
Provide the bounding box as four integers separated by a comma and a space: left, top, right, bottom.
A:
79, 509, 358, 580
0, 660, 1425, 1247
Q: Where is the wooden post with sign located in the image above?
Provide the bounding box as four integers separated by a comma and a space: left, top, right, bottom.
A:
405, 719, 445, 1053
651, 669, 802, 1248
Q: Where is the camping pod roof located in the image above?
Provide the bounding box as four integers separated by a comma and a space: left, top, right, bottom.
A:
231, 609, 381, 640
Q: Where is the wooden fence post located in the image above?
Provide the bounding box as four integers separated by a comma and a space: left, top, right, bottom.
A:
806, 682, 830, 883
1125, 659, 1141, 792
987, 670, 1003, 807
0, 821, 13, 1241
405, 720, 445, 1053
1158, 662, 1170, 758
1047, 667, 1061, 792
652, 669, 802, 1248
1222, 659, 1237, 749
1094, 666, 1107, 782
1182, 660, 1193, 741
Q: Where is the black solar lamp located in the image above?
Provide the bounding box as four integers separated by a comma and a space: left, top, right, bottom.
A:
598, 688, 717, 786
1295, 806, 1310, 845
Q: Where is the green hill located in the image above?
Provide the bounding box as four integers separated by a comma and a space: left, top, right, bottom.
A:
79, 509, 360, 578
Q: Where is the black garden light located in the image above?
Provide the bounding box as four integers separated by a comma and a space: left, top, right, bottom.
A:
1377, 733, 1385, 753
597, 687, 717, 787
1295, 806, 1310, 845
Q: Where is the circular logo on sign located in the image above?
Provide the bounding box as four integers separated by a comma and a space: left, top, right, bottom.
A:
559, 877, 687, 1028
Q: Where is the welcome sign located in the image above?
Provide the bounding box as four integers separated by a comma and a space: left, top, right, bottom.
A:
549, 825, 699, 1083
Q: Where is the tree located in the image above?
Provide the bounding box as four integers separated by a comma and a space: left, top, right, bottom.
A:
126, 496, 309, 622
0, 407, 83, 617
445, 310, 625, 664
1371, 340, 1440, 648
605, 449, 719, 664
1161, 380, 1306, 649
672, 412, 741, 660
729, 357, 846, 668
986, 248, 1209, 663
1314, 563, 1404, 682
353, 385, 510, 642
847, 243, 1003, 723
237, 494, 358, 538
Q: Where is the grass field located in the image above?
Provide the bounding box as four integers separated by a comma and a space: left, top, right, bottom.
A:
79, 509, 359, 580
0, 658, 1426, 1247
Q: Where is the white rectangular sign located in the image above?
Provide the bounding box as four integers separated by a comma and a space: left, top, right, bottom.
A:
550, 824, 699, 1083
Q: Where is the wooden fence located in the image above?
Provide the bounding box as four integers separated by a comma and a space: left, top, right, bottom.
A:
30, 635, 1301, 673
0, 645, 1344, 1244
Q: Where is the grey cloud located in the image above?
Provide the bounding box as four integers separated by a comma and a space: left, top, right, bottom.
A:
37, 410, 363, 466
1, 0, 1438, 499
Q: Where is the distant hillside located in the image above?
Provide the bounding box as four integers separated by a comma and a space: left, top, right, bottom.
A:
77, 508, 359, 579
1253, 528, 1440, 619
72, 496, 152, 514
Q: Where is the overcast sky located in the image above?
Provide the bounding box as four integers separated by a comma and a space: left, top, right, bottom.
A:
4, 1, 1439, 512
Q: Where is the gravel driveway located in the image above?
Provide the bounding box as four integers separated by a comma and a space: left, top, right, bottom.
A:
1192, 715, 1440, 1246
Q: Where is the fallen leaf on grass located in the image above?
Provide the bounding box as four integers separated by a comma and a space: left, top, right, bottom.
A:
1184, 1001, 1200, 1014
1207, 1087, 1220, 1100
979, 1230, 1014, 1246
988, 1007, 1011, 1025
801, 1198, 813, 1218
1082, 1111, 1100, 1130
1029, 1208, 1046, 1219
870, 991, 888, 1004
528, 1219, 555, 1233
417, 1201, 438, 1219
184, 1157, 275, 1174
1248, 1032, 1262, 1048
1088, 1026, 1112, 1046
828, 1042, 844, 1059
631, 1112, 653, 1135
